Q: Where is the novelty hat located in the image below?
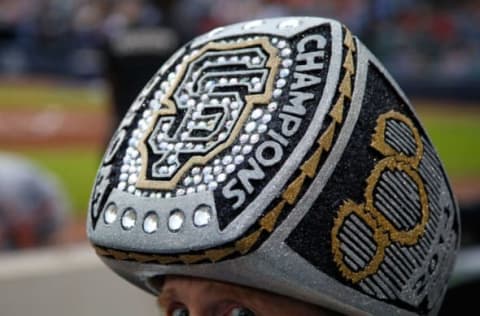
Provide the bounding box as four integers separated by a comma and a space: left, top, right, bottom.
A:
88, 17, 460, 315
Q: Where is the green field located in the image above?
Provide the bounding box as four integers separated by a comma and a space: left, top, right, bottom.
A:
420, 113, 480, 177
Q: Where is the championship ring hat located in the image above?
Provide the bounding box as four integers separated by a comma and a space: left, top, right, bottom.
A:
87, 17, 460, 315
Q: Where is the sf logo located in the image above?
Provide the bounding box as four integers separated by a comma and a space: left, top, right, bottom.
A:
331, 111, 430, 283
136, 38, 279, 190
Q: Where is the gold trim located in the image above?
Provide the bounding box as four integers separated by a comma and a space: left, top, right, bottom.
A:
331, 111, 430, 283
331, 200, 388, 283
136, 38, 280, 190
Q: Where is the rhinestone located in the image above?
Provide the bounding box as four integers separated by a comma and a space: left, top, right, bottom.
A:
179, 94, 189, 105
251, 77, 260, 84
214, 159, 221, 165
160, 81, 169, 91
217, 173, 227, 183
257, 124, 268, 133
276, 79, 286, 88
262, 113, 272, 123
204, 173, 214, 183
242, 56, 250, 63
165, 192, 172, 199
121, 209, 137, 230
219, 77, 228, 85
167, 155, 176, 165
217, 56, 227, 64
254, 82, 262, 91
277, 40, 287, 48
239, 134, 249, 144
203, 166, 213, 175
278, 19, 300, 29
282, 59, 293, 68
279, 69, 289, 79
186, 187, 195, 194
242, 145, 253, 155
229, 78, 239, 84
120, 165, 129, 173
221, 97, 231, 106
128, 174, 137, 185
208, 181, 218, 190
193, 174, 202, 184
210, 98, 220, 106
129, 149, 139, 159
183, 176, 193, 186
192, 167, 201, 175
149, 99, 160, 109
281, 48, 292, 57
205, 80, 214, 91
104, 203, 118, 224
128, 138, 138, 147
168, 210, 185, 232
143, 212, 159, 234
243, 20, 264, 30
225, 164, 236, 174
245, 122, 257, 133
230, 56, 239, 62
193, 205, 213, 227
138, 119, 148, 130
230, 102, 239, 109
175, 143, 184, 150
168, 165, 176, 174
273, 89, 282, 98
177, 188, 186, 196
117, 181, 127, 190
201, 94, 209, 102
231, 110, 239, 118
251, 108, 263, 120
268, 102, 278, 112
159, 165, 168, 174
234, 155, 245, 164
271, 37, 278, 44
213, 166, 222, 175
222, 155, 232, 165
250, 134, 260, 144
198, 184, 207, 192
119, 173, 128, 181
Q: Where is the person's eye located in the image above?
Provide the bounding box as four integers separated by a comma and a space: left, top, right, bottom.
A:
170, 306, 189, 316
229, 307, 255, 316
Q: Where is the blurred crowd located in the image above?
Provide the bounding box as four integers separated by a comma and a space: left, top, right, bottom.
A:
0, 0, 478, 89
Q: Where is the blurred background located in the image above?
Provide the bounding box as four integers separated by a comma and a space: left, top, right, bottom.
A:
0, 0, 478, 315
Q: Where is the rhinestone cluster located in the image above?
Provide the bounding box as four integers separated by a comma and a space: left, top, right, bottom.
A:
103, 202, 214, 233
117, 29, 295, 198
